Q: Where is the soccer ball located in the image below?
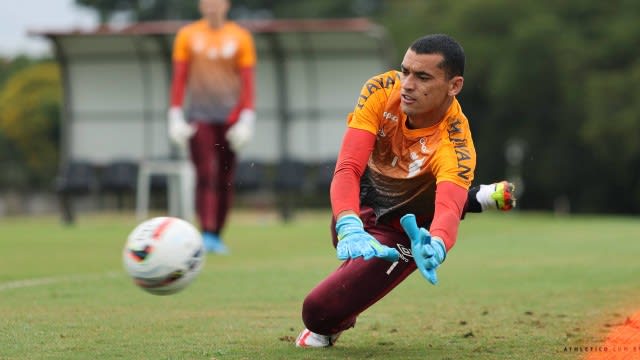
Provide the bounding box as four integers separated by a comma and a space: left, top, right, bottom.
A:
123, 217, 205, 295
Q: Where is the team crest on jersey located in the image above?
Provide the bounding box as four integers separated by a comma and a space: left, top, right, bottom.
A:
419, 138, 432, 154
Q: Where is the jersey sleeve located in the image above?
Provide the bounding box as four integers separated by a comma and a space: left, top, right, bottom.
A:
170, 60, 189, 107
346, 74, 391, 135
236, 29, 256, 68
430, 121, 476, 189
172, 27, 191, 62
330, 128, 376, 216
429, 181, 468, 251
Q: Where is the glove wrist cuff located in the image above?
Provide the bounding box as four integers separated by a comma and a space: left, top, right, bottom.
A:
335, 214, 364, 240
431, 236, 447, 262
238, 109, 256, 124
337, 214, 361, 223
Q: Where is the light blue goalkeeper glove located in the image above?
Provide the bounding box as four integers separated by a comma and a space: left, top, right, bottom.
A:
400, 214, 446, 285
336, 214, 399, 262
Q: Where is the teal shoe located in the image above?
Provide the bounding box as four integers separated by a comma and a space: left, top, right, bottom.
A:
202, 232, 229, 255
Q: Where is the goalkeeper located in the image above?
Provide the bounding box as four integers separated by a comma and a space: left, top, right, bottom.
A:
167, 0, 256, 254
295, 33, 516, 348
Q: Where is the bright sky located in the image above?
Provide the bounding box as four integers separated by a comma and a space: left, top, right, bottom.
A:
0, 0, 97, 57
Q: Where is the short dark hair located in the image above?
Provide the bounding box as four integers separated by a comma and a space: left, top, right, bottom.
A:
409, 34, 465, 78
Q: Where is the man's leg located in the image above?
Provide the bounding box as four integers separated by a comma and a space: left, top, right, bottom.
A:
214, 123, 236, 235
190, 122, 217, 231
299, 208, 415, 340
190, 122, 228, 253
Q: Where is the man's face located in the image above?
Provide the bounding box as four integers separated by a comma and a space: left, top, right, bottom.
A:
199, 0, 230, 22
399, 49, 462, 121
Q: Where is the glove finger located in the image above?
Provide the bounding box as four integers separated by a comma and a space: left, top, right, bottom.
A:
425, 268, 438, 285
336, 242, 349, 260
419, 228, 431, 245
422, 244, 435, 258
365, 239, 395, 261
415, 262, 438, 285
348, 242, 363, 259
400, 214, 420, 244
379, 247, 400, 262
425, 258, 440, 269
360, 241, 375, 260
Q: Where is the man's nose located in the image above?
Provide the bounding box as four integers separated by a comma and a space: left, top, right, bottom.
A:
402, 76, 415, 91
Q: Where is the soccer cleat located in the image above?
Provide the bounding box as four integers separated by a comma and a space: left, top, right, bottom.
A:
491, 181, 516, 211
295, 328, 342, 348
475, 181, 517, 211
202, 232, 229, 255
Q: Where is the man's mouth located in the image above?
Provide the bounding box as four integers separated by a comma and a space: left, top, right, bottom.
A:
401, 94, 416, 104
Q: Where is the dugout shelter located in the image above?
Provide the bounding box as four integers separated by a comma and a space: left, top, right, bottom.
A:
33, 18, 394, 222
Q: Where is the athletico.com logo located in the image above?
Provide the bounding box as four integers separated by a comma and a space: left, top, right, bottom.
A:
563, 345, 640, 353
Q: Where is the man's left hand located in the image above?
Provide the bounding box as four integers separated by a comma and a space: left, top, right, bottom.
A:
226, 109, 255, 151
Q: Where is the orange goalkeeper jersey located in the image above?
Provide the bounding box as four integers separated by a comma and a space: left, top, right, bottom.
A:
173, 20, 256, 122
348, 70, 476, 221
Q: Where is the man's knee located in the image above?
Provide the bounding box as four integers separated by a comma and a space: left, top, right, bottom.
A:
301, 291, 355, 335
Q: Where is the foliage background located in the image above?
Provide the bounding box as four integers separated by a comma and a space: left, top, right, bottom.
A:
1, 0, 639, 214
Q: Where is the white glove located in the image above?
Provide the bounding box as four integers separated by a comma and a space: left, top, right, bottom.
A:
226, 109, 255, 152
167, 106, 195, 148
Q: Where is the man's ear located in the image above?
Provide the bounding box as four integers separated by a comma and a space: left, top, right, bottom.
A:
448, 76, 464, 96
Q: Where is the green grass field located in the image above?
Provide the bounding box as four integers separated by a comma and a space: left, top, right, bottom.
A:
1, 209, 639, 360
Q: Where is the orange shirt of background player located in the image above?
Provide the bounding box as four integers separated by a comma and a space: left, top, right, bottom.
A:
173, 20, 256, 121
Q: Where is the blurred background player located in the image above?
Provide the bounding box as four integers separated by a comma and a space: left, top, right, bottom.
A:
296, 34, 515, 347
167, 0, 256, 254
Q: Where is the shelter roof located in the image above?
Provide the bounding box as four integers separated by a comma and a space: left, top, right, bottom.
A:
30, 18, 384, 38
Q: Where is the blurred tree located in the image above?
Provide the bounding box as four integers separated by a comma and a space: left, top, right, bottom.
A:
381, 0, 640, 213
238, 0, 383, 18
74, 0, 384, 22
0, 62, 61, 188
576, 1, 640, 213
0, 56, 42, 190
0, 56, 36, 87
74, 0, 193, 22
74, 0, 127, 23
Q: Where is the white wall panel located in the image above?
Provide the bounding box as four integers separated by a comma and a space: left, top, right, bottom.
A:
55, 27, 391, 165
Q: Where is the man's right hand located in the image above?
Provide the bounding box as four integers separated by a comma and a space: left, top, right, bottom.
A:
335, 214, 399, 262
167, 107, 195, 148
400, 214, 446, 285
